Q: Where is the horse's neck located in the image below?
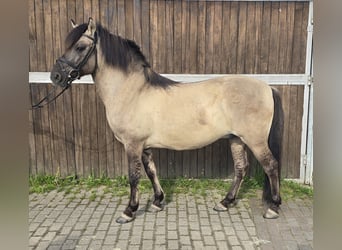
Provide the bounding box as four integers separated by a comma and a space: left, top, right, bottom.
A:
94, 65, 146, 108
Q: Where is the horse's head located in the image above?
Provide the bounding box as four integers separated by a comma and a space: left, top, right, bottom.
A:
50, 18, 97, 88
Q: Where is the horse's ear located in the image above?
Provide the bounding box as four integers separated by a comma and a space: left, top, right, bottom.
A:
70, 19, 78, 28
87, 17, 96, 36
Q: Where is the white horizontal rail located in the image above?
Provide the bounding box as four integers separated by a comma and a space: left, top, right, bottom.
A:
29, 72, 308, 86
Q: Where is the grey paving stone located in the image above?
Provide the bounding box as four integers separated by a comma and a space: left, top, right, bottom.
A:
29, 189, 313, 250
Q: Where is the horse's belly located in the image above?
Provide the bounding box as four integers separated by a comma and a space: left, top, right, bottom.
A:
145, 127, 228, 150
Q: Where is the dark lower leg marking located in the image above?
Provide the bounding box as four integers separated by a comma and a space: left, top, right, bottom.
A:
116, 145, 143, 223
256, 147, 281, 218
142, 149, 164, 209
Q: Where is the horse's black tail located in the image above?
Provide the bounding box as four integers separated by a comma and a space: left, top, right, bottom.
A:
263, 88, 284, 204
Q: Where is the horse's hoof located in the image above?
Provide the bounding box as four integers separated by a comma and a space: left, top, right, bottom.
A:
116, 213, 135, 224
263, 208, 279, 219
148, 203, 164, 213
213, 203, 228, 212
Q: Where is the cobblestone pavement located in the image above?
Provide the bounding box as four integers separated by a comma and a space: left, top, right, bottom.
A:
29, 188, 313, 250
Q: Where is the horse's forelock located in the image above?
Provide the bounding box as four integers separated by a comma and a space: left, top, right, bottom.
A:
65, 23, 88, 50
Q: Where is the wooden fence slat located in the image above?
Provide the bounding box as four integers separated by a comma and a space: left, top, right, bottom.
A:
205, 2, 214, 73
268, 1, 281, 73
29, 0, 38, 71
213, 1, 222, 73
227, 1, 238, 73
197, 1, 206, 74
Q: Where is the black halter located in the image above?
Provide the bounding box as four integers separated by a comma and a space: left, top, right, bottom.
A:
31, 33, 97, 109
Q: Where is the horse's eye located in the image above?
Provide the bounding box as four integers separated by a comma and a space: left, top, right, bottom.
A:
76, 45, 86, 52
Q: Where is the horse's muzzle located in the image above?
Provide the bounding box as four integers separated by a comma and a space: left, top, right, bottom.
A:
50, 61, 69, 87
50, 58, 79, 88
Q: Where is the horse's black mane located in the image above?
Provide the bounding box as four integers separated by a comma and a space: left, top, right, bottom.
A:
65, 23, 178, 88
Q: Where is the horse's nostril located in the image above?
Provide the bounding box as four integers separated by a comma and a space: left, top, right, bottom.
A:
52, 72, 62, 82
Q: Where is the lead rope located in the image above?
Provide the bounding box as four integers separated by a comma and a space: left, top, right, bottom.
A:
31, 84, 71, 110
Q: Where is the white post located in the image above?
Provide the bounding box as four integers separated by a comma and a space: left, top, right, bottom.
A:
299, 0, 313, 184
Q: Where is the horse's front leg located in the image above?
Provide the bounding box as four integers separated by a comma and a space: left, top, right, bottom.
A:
142, 149, 165, 212
116, 144, 143, 224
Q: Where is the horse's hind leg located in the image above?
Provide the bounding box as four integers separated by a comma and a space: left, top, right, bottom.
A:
142, 149, 165, 212
251, 144, 281, 219
214, 136, 249, 211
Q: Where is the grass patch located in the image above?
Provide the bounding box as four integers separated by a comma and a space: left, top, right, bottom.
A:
29, 175, 312, 201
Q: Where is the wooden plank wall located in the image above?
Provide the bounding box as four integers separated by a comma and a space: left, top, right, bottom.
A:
29, 0, 309, 179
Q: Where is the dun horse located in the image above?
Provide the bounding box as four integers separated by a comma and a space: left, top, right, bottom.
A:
51, 19, 284, 224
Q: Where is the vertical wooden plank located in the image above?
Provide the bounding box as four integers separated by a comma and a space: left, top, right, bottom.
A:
204, 144, 212, 178
91, 0, 100, 22
150, 0, 158, 70
59, 0, 69, 52
81, 85, 91, 176
157, 0, 166, 72
181, 0, 190, 73
113, 138, 123, 176
51, 0, 62, 69
83, 0, 92, 24
165, 0, 174, 73
75, 0, 84, 23
141, 0, 150, 61
294, 86, 304, 178
29, 0, 38, 71
47, 89, 60, 175
67, 0, 76, 30
108, 0, 118, 34
35, 0, 47, 71
189, 0, 198, 73
167, 150, 176, 179
291, 2, 304, 73
221, 1, 230, 74
285, 2, 295, 73
159, 149, 168, 178
173, 0, 182, 73
197, 0, 206, 74
95, 89, 108, 177
213, 1, 222, 73
254, 2, 263, 73
99, 0, 109, 27
125, 0, 134, 40
205, 1, 214, 73
227, 1, 238, 73
268, 1, 280, 73
32, 85, 45, 174
28, 85, 37, 175
278, 2, 289, 74
72, 85, 84, 177
220, 139, 229, 178
40, 85, 53, 176
245, 2, 256, 73
182, 150, 190, 178
62, 88, 76, 175
299, 3, 309, 73
88, 85, 99, 176
260, 2, 271, 74
287, 86, 300, 177
237, 1, 247, 74
133, 0, 142, 46
117, 0, 126, 37
281, 86, 291, 177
